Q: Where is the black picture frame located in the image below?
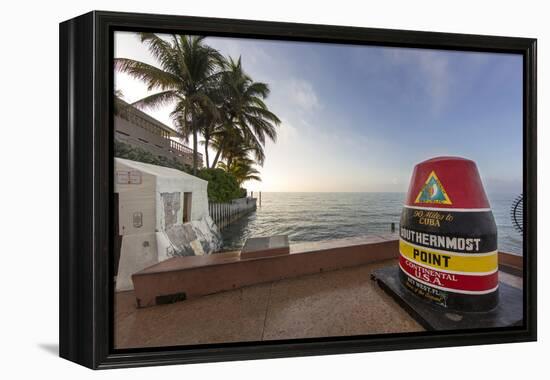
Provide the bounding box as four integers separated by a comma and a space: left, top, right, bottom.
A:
59, 10, 537, 369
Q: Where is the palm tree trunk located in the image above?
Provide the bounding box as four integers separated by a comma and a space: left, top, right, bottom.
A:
212, 146, 222, 168
204, 137, 210, 168
192, 129, 198, 175
212, 119, 230, 168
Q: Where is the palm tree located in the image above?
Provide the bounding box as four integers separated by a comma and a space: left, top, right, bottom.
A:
210, 130, 265, 169
210, 57, 281, 168
196, 110, 218, 168
114, 33, 224, 174
217, 157, 261, 185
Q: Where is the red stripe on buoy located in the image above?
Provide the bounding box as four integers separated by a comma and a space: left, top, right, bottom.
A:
399, 256, 498, 293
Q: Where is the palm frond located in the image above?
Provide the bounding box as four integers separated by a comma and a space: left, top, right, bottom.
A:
139, 33, 181, 75
131, 91, 178, 110
244, 81, 270, 99
114, 58, 180, 91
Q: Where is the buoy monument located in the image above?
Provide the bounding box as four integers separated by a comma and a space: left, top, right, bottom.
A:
398, 156, 499, 312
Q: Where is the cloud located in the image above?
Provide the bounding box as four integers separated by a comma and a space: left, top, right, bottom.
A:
275, 118, 299, 143
284, 79, 320, 112
207, 38, 272, 69
383, 48, 451, 115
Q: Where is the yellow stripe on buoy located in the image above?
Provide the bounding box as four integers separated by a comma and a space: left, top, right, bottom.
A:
399, 239, 498, 274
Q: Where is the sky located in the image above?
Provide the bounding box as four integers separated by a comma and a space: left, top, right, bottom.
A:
114, 32, 523, 194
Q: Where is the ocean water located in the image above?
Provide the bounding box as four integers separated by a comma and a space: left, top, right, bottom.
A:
220, 192, 523, 255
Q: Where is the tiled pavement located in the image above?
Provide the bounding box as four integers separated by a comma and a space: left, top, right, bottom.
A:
115, 259, 521, 349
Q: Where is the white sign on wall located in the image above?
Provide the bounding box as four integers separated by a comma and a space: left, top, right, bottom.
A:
116, 170, 142, 184
129, 170, 142, 184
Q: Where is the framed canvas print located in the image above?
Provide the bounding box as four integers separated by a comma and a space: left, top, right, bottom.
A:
59, 11, 537, 369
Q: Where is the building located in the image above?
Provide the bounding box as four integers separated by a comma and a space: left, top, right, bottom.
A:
114, 158, 220, 291
114, 98, 203, 168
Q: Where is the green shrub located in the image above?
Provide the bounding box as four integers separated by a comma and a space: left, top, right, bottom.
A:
114, 140, 192, 173
198, 168, 242, 203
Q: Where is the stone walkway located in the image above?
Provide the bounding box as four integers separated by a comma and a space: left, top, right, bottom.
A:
114, 259, 522, 349
115, 259, 422, 348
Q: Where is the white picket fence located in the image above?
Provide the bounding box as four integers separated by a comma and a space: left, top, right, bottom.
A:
209, 197, 257, 230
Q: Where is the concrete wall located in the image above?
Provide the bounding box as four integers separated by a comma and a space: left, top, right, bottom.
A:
116, 115, 169, 151
115, 114, 198, 167
155, 171, 209, 232
115, 161, 157, 237
114, 158, 220, 291
115, 159, 159, 291
116, 232, 159, 291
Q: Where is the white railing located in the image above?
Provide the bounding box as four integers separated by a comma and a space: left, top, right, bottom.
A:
209, 197, 257, 229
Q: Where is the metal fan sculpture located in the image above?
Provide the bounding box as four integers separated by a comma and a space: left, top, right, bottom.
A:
510, 194, 523, 233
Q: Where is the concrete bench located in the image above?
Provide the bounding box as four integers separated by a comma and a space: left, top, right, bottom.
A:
240, 235, 290, 259
132, 234, 398, 307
